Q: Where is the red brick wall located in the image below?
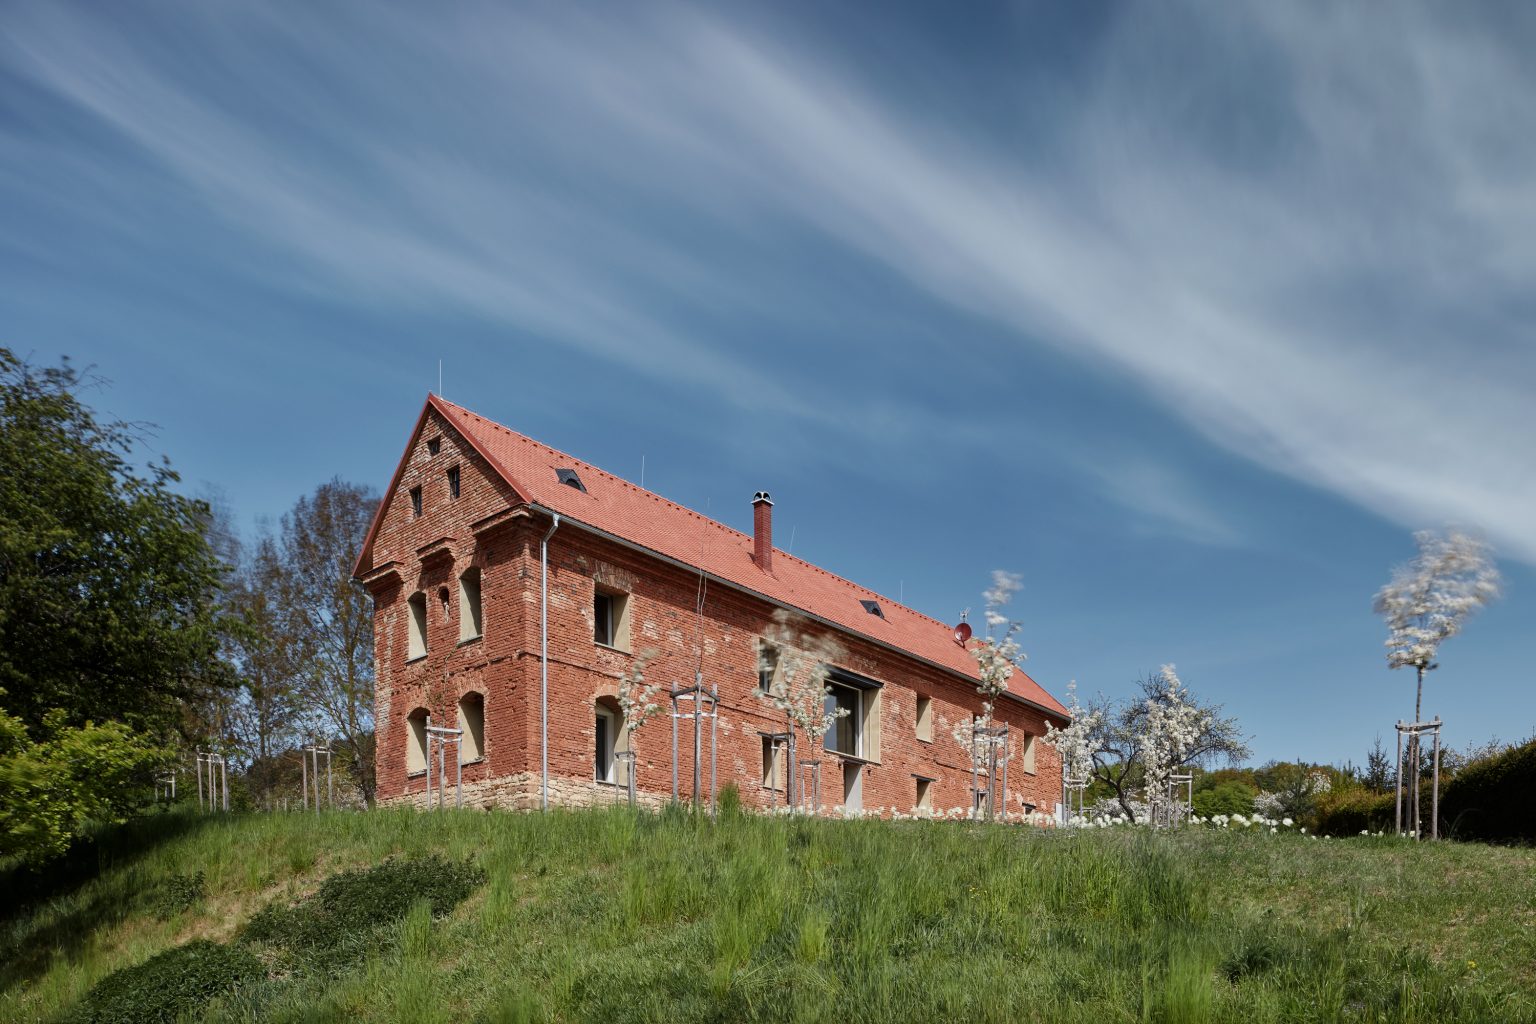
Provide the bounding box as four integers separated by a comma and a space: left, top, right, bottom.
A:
364, 409, 1062, 816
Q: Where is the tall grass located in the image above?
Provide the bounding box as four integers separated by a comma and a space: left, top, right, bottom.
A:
3, 806, 1533, 1023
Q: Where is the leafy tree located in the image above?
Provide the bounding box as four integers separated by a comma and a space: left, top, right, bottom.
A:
0, 696, 170, 861
1191, 781, 1257, 818
1081, 669, 1249, 821
0, 351, 231, 736
264, 479, 379, 805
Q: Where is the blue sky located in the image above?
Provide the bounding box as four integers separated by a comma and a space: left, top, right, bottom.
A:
3, 1, 1532, 766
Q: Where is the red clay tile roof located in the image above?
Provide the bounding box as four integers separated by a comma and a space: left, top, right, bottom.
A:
367, 395, 1067, 720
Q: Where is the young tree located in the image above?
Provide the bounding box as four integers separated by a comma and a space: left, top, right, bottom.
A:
615, 648, 663, 806
956, 571, 1027, 820
1364, 736, 1393, 794
1373, 528, 1500, 834
1081, 669, 1249, 822
755, 609, 848, 810
265, 479, 380, 805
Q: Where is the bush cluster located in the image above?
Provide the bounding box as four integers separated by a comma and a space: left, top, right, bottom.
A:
1311, 789, 1396, 836
1441, 738, 1536, 842
242, 854, 485, 970
146, 870, 205, 920
64, 940, 262, 1024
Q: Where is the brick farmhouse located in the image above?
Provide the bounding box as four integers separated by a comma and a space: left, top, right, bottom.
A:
353, 395, 1069, 816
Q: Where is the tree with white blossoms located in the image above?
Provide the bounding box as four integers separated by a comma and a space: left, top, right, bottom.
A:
954, 571, 1026, 820
614, 648, 663, 806
755, 610, 848, 811
1373, 528, 1499, 837
1080, 669, 1248, 823
1044, 681, 1100, 816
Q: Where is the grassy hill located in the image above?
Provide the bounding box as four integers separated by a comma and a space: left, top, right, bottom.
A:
3, 803, 1534, 1023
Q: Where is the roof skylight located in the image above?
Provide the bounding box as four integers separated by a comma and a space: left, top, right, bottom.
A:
556, 468, 587, 493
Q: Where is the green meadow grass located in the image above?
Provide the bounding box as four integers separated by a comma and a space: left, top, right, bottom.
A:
3, 805, 1533, 1023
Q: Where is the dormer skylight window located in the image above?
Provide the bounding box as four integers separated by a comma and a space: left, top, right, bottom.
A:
556, 468, 587, 493
860, 599, 884, 619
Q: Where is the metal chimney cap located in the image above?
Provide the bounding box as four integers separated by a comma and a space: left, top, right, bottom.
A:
752, 490, 773, 505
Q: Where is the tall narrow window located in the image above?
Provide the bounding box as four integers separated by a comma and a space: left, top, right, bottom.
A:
406, 708, 429, 775
757, 644, 779, 693
1021, 734, 1037, 775
761, 735, 782, 790
914, 776, 934, 812
458, 568, 482, 642
447, 465, 461, 499
823, 682, 861, 756
593, 587, 630, 651
458, 692, 485, 763
594, 703, 618, 783
914, 695, 933, 742
410, 486, 423, 517
407, 592, 427, 660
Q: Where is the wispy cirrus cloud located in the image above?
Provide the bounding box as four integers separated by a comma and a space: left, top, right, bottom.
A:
4, 1, 1532, 558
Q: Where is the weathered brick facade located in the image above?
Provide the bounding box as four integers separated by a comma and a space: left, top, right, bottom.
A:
356, 398, 1067, 817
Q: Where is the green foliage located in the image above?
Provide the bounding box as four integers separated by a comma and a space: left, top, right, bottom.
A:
0, 350, 231, 737
1192, 781, 1257, 818
1441, 737, 1536, 842
1313, 789, 1397, 836
64, 939, 262, 1024
146, 871, 205, 920
716, 782, 743, 819
0, 701, 169, 862
242, 854, 485, 970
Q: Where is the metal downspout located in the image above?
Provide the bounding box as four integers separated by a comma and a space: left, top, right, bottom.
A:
540, 513, 561, 810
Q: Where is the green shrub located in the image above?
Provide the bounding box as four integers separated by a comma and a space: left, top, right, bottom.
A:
65, 939, 262, 1024
145, 870, 204, 920
1441, 738, 1536, 842
241, 854, 484, 970
716, 782, 743, 819
1192, 781, 1256, 818
1312, 788, 1396, 836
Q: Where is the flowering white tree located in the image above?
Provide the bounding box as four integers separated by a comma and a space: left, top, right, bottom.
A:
1373, 528, 1500, 837
614, 648, 663, 805
1079, 669, 1248, 822
1044, 680, 1100, 787
1373, 528, 1500, 728
958, 571, 1026, 820
755, 610, 848, 810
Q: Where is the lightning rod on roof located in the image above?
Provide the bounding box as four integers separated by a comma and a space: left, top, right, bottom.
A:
438, 360, 443, 397
641, 454, 645, 489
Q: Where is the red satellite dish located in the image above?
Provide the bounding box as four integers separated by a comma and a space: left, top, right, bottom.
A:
953, 621, 972, 644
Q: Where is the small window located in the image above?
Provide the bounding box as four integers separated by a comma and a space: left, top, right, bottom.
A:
447, 465, 461, 499
914, 777, 933, 812
556, 468, 586, 493
593, 587, 630, 651
410, 486, 423, 517
427, 437, 441, 456
860, 599, 884, 619
1020, 734, 1037, 775
406, 708, 429, 774
407, 592, 428, 660
757, 644, 779, 693
458, 692, 485, 763
459, 567, 483, 642
915, 695, 933, 742
761, 735, 782, 790
595, 703, 618, 783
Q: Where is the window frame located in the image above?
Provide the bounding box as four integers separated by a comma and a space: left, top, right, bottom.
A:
458, 567, 483, 643
914, 695, 933, 742
410, 485, 423, 517
458, 692, 485, 764
593, 585, 631, 652
405, 708, 429, 776
447, 465, 461, 500
406, 592, 428, 661
594, 703, 618, 784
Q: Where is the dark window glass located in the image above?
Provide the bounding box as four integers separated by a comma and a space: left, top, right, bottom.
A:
427, 438, 441, 456
410, 486, 422, 516
824, 684, 861, 756
447, 466, 461, 499
594, 591, 613, 645
595, 712, 611, 781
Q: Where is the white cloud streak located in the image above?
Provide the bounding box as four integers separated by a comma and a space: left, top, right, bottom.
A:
4, 1, 1533, 558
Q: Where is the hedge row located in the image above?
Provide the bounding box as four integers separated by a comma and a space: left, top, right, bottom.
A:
1440, 738, 1536, 843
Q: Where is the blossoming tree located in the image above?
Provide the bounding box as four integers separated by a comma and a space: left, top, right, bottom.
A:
956, 571, 1026, 821
1373, 528, 1500, 836
1044, 681, 1100, 820
755, 609, 847, 811
614, 648, 662, 806
1078, 669, 1248, 823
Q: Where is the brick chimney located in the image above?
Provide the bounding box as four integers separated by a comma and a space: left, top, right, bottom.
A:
752, 491, 773, 573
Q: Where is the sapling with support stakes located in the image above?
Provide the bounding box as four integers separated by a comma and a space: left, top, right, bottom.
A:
1045, 681, 1100, 825
194, 751, 228, 813
669, 675, 718, 813
754, 608, 847, 814
1374, 528, 1499, 840
422, 715, 463, 810
301, 744, 334, 812
957, 571, 1026, 822
615, 649, 663, 807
